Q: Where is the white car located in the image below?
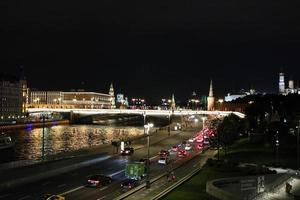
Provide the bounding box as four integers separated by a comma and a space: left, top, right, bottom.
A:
185, 144, 192, 151
188, 138, 196, 143
158, 157, 168, 165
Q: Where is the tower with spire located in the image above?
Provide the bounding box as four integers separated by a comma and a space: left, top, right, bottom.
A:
109, 83, 116, 109
279, 71, 285, 95
207, 80, 215, 111
171, 94, 176, 111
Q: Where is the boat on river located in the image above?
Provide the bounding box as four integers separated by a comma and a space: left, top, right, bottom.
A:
0, 133, 14, 150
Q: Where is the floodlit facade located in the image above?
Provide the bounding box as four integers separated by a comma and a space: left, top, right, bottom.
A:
0, 75, 25, 120
207, 80, 215, 111
278, 72, 300, 95
28, 90, 114, 109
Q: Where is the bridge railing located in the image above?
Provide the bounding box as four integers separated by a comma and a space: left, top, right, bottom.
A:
27, 108, 245, 118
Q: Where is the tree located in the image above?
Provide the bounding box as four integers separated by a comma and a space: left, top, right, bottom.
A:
217, 114, 245, 156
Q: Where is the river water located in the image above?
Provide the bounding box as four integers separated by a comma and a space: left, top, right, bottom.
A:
1, 125, 144, 163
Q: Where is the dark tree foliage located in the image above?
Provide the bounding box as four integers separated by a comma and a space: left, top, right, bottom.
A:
217, 114, 245, 155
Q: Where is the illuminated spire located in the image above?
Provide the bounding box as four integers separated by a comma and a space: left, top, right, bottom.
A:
109, 83, 116, 108
209, 79, 214, 97
207, 80, 215, 111
171, 94, 176, 111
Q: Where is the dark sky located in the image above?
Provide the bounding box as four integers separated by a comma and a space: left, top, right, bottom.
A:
0, 0, 298, 104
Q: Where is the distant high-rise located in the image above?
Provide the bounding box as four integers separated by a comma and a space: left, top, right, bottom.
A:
109, 83, 116, 109
207, 80, 215, 111
279, 72, 285, 94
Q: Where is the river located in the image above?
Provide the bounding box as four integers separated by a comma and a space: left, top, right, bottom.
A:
1, 125, 144, 163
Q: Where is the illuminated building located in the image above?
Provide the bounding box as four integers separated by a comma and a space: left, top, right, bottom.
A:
161, 98, 171, 110
109, 83, 116, 109
62, 91, 112, 109
28, 86, 115, 109
279, 72, 285, 94
131, 98, 146, 109
0, 73, 25, 121
171, 94, 176, 111
278, 72, 300, 95
116, 93, 129, 109
187, 91, 200, 110
207, 80, 215, 111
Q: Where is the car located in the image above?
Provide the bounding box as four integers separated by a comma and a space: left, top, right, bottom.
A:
196, 138, 203, 143
177, 149, 187, 157
87, 174, 112, 187
188, 138, 196, 143
185, 143, 192, 151
203, 138, 210, 145
158, 157, 169, 165
158, 150, 170, 157
196, 143, 204, 150
121, 179, 139, 192
40, 194, 65, 200
171, 146, 179, 152
121, 147, 134, 155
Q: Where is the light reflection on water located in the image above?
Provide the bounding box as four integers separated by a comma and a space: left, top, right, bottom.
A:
5, 125, 144, 161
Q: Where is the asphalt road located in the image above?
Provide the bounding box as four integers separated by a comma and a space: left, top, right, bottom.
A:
1, 127, 201, 200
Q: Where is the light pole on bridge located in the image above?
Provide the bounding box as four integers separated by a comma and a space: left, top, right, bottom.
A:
144, 123, 154, 189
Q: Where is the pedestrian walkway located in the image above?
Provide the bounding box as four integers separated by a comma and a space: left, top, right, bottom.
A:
257, 178, 300, 200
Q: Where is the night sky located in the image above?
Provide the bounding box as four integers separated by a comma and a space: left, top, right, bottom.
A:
0, 0, 298, 104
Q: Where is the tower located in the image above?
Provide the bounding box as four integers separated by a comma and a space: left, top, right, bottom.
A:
109, 83, 116, 109
19, 66, 28, 113
207, 80, 215, 111
279, 72, 285, 95
171, 94, 176, 111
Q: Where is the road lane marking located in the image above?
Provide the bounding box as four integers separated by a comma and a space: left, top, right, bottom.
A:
59, 185, 85, 196
109, 170, 125, 177
97, 196, 106, 200
18, 195, 31, 200
58, 184, 67, 188
100, 186, 108, 191
150, 155, 158, 161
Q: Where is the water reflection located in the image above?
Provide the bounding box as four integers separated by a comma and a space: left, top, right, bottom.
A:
4, 125, 143, 162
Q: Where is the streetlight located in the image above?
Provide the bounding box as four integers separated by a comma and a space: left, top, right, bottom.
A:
144, 123, 154, 189
41, 114, 46, 161
297, 120, 300, 169
276, 131, 280, 166
168, 112, 171, 136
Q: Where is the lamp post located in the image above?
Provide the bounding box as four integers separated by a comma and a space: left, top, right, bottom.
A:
41, 114, 45, 161
168, 112, 171, 136
297, 120, 300, 169
144, 123, 154, 189
276, 131, 279, 166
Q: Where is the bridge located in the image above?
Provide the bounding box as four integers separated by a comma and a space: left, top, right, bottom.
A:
27, 108, 246, 118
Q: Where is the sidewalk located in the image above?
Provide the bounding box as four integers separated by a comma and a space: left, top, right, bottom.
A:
0, 126, 198, 192
258, 178, 300, 200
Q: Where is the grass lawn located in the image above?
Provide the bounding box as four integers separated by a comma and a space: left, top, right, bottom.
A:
221, 137, 297, 168
162, 164, 244, 200
162, 136, 296, 200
